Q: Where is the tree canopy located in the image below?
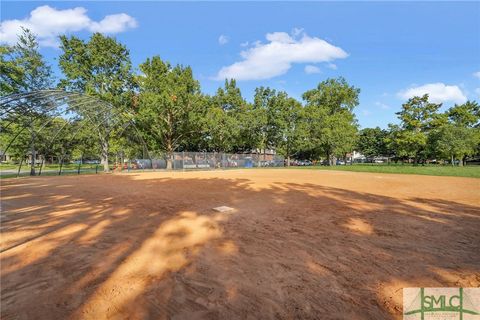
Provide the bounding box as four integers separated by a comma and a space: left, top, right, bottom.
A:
1, 31, 479, 172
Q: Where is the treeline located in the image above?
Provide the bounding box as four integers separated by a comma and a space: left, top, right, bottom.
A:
358, 97, 480, 165
1, 30, 479, 172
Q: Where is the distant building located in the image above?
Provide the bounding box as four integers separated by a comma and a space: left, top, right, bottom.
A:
0, 150, 12, 162
349, 151, 366, 163
348, 151, 390, 163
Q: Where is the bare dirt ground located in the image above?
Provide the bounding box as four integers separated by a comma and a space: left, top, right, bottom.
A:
1, 169, 479, 319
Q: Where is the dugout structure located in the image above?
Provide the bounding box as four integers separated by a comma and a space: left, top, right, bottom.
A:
0, 89, 146, 177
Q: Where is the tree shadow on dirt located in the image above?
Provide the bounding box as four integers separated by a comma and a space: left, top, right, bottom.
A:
1, 173, 479, 319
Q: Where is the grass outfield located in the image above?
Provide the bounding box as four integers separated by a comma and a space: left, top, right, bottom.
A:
290, 163, 480, 178
0, 163, 99, 179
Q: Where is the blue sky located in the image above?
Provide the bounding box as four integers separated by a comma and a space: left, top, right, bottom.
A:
1, 1, 480, 128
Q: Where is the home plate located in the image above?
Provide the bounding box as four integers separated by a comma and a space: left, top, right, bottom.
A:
213, 206, 234, 213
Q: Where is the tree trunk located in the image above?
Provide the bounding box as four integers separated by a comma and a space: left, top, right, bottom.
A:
166, 141, 173, 170
451, 154, 454, 166
39, 155, 44, 176
166, 154, 173, 170
330, 153, 336, 166
101, 139, 109, 172
30, 123, 36, 176
17, 157, 24, 178
287, 155, 290, 167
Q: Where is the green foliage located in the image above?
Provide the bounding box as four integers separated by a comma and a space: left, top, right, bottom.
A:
447, 101, 480, 128
385, 97, 480, 165
357, 127, 389, 158
0, 29, 55, 175
59, 33, 135, 106
58, 33, 136, 171
392, 94, 442, 162
136, 56, 202, 155
253, 87, 304, 157
1, 45, 24, 95
432, 124, 479, 165
201, 96, 239, 152
208, 80, 261, 152
2, 29, 479, 173
302, 77, 360, 164
12, 28, 54, 93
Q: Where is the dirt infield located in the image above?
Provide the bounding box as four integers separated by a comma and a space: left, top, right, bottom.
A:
1, 169, 479, 319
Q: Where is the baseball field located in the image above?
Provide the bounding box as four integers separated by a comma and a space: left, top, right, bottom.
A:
1, 169, 479, 319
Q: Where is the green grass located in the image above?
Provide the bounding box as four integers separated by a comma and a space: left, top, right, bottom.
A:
0, 163, 100, 179
289, 163, 480, 178
0, 164, 18, 170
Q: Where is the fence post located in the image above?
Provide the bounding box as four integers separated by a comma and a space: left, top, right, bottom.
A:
182, 151, 185, 171
95, 164, 98, 174
38, 156, 44, 176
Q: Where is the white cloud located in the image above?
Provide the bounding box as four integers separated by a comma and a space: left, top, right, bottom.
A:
397, 83, 467, 104
326, 63, 337, 70
89, 13, 137, 34
218, 34, 229, 45
240, 41, 249, 47
0, 5, 137, 47
360, 109, 371, 116
214, 30, 348, 81
375, 101, 391, 110
304, 65, 321, 74
291, 27, 304, 37
473, 71, 480, 79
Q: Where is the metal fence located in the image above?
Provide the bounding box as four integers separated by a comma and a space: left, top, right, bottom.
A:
124, 152, 284, 171
2, 152, 284, 178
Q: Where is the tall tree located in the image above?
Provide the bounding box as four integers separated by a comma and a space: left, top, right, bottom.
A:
136, 56, 202, 168
432, 124, 479, 166
211, 79, 262, 152
436, 101, 480, 165
59, 33, 135, 172
254, 87, 304, 165
201, 96, 238, 152
357, 127, 389, 159
447, 101, 480, 128
302, 77, 359, 165
393, 94, 442, 164
0, 45, 24, 95
1, 28, 54, 175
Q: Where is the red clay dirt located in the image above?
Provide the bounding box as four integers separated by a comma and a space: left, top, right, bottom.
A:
1, 169, 479, 319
